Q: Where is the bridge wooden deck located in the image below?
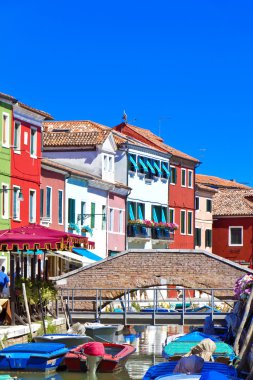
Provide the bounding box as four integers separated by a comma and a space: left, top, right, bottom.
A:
58, 286, 233, 326
66, 311, 228, 326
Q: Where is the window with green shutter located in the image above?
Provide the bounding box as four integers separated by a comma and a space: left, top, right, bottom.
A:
81, 201, 86, 225
180, 210, 186, 234
206, 199, 212, 212
195, 228, 201, 246
68, 198, 76, 224
170, 167, 177, 184
91, 202, 96, 228
205, 229, 212, 247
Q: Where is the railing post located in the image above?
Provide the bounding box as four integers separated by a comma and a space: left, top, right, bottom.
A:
182, 288, 185, 325
72, 289, 74, 312
95, 289, 99, 321
211, 289, 214, 321
127, 289, 130, 311
99, 289, 102, 320
153, 288, 157, 326
124, 290, 127, 325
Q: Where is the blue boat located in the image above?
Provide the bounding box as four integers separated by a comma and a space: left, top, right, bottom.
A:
162, 332, 235, 363
0, 343, 68, 372
143, 361, 237, 380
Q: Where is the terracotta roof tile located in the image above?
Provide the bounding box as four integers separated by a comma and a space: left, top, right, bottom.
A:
213, 189, 253, 216
113, 122, 199, 162
43, 120, 109, 132
43, 130, 110, 147
196, 174, 250, 189
196, 183, 218, 193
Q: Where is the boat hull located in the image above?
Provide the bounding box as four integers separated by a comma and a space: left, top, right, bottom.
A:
0, 343, 68, 372
34, 334, 93, 348
85, 325, 118, 342
65, 342, 136, 372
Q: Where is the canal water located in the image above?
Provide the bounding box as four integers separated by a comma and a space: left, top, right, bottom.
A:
14, 325, 190, 380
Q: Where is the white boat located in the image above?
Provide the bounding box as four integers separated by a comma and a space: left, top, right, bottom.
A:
84, 323, 118, 342
34, 333, 93, 348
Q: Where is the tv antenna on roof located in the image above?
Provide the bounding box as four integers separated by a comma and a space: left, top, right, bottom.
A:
122, 110, 128, 123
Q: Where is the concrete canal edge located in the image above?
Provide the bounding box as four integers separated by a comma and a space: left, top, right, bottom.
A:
0, 317, 66, 347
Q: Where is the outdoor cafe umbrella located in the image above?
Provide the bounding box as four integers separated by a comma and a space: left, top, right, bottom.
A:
0, 224, 87, 325
0, 224, 87, 251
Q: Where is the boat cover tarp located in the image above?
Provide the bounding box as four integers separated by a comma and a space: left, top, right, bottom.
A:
0, 343, 68, 358
143, 361, 237, 380
162, 340, 235, 361
175, 332, 221, 342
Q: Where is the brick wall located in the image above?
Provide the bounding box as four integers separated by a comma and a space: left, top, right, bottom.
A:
57, 249, 253, 311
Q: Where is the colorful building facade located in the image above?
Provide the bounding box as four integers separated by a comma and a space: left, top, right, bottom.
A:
11, 102, 52, 228
113, 122, 199, 249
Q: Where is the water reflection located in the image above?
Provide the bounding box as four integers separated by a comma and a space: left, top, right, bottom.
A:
13, 325, 189, 380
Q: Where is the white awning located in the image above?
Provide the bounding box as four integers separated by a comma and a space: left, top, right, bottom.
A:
49, 250, 91, 265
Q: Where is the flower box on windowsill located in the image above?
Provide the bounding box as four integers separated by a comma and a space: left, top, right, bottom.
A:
138, 172, 145, 180
128, 170, 136, 177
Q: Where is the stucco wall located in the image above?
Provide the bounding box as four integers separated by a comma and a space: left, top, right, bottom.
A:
41, 168, 65, 230
213, 217, 253, 266
108, 193, 126, 252
0, 101, 12, 230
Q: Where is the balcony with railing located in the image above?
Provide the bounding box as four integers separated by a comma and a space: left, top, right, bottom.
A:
127, 223, 175, 242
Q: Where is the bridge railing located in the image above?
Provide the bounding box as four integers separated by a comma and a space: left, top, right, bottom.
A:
58, 287, 235, 325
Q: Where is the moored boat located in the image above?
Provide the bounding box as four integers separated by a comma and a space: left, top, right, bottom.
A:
65, 341, 136, 372
34, 333, 93, 348
84, 323, 118, 342
162, 332, 235, 363
143, 361, 238, 380
0, 343, 68, 372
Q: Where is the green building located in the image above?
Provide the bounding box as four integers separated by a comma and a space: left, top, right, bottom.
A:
0, 94, 13, 231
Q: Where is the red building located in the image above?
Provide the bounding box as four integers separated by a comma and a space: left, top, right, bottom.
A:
11, 101, 53, 228
113, 122, 199, 249
40, 159, 67, 231
212, 188, 253, 268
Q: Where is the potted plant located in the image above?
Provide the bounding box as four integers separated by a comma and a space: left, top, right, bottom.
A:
81, 225, 93, 236
68, 223, 80, 233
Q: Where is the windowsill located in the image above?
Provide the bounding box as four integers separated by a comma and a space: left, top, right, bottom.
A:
229, 244, 243, 247
181, 184, 186, 188
13, 218, 21, 222
128, 171, 136, 177
30, 155, 37, 159
2, 145, 10, 149
170, 182, 176, 186
14, 150, 21, 155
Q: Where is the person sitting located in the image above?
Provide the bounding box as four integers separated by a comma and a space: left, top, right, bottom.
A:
0, 268, 10, 297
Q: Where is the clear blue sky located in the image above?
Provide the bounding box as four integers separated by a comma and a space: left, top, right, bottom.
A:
1, 1, 253, 185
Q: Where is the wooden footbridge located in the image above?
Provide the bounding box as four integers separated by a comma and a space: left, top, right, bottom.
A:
53, 249, 253, 326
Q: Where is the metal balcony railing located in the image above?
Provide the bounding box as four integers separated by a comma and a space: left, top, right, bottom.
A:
127, 224, 174, 241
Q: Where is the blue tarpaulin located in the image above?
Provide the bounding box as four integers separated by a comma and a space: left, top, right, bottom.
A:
72, 248, 102, 262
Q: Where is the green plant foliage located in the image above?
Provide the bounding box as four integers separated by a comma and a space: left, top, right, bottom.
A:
15, 278, 57, 306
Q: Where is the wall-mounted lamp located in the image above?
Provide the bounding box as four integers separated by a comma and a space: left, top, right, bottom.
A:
0, 188, 24, 201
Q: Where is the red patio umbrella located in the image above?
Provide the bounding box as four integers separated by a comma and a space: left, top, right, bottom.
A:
0, 224, 88, 326
0, 224, 87, 251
